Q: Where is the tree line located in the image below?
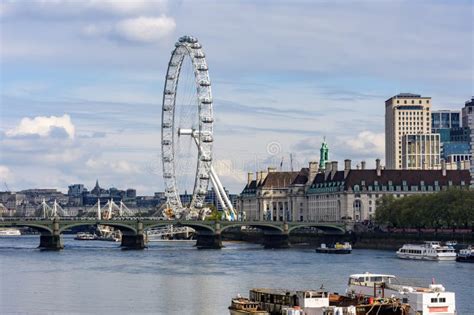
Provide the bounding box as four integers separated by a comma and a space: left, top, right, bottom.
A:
375, 189, 474, 229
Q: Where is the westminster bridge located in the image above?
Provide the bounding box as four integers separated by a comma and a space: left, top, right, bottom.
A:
0, 217, 347, 250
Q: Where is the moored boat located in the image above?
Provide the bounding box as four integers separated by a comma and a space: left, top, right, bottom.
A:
229, 296, 269, 315
456, 246, 474, 263
316, 242, 352, 254
230, 288, 410, 315
396, 241, 456, 261
347, 272, 456, 315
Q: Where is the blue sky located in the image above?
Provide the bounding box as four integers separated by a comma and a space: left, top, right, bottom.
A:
0, 0, 472, 194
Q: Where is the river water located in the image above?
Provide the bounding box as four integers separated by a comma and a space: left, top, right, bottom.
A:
0, 235, 472, 314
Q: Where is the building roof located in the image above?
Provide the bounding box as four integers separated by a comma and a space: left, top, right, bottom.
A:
386, 93, 430, 103
261, 171, 300, 189
311, 169, 470, 189
394, 93, 421, 98
241, 168, 310, 194
292, 168, 309, 185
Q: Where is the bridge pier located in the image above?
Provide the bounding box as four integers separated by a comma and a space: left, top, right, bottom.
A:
196, 233, 222, 249
121, 234, 146, 250
39, 234, 64, 250
263, 232, 290, 249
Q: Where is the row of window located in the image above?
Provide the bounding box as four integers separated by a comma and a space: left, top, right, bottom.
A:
396, 99, 429, 104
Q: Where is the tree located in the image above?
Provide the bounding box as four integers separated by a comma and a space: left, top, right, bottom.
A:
375, 189, 474, 229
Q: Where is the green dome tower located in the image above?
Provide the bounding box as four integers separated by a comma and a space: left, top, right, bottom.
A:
319, 138, 329, 170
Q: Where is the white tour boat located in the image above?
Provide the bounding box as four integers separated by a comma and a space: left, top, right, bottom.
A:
396, 241, 456, 261
0, 228, 21, 236
347, 272, 456, 315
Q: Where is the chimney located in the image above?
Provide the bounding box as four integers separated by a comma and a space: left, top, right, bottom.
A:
376, 158, 381, 177
268, 167, 277, 173
331, 161, 338, 178
344, 159, 351, 178
441, 159, 446, 176
308, 161, 319, 183
261, 170, 268, 181
256, 171, 262, 183
361, 161, 366, 170
324, 161, 332, 179
247, 172, 253, 185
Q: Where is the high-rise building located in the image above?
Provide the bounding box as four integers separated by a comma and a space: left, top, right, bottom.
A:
432, 110, 470, 168
432, 110, 461, 130
385, 93, 432, 169
462, 97, 474, 186
401, 134, 440, 169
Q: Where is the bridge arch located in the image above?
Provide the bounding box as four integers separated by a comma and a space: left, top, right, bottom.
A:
59, 222, 137, 234
287, 224, 345, 234
220, 223, 284, 233
144, 221, 214, 234
3, 223, 53, 234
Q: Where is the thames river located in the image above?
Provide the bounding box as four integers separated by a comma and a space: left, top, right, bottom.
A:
0, 236, 472, 314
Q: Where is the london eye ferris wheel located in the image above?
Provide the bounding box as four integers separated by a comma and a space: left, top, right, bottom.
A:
161, 35, 236, 220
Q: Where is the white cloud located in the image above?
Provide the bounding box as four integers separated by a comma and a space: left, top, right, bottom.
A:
115, 16, 175, 43
213, 159, 246, 183
1, 0, 167, 18
85, 0, 167, 15
6, 114, 75, 139
342, 131, 385, 157
83, 15, 176, 44
0, 165, 12, 181
86, 158, 141, 174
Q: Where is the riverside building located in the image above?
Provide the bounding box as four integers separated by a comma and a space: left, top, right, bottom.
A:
239, 159, 470, 223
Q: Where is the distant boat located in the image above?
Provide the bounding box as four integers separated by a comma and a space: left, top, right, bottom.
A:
0, 228, 21, 236
316, 242, 352, 254
74, 232, 97, 240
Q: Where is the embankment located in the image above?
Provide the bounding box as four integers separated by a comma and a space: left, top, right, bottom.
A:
221, 229, 473, 250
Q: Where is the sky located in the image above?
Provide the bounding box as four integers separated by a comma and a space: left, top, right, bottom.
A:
0, 0, 472, 195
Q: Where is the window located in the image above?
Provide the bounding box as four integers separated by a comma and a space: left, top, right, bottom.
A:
431, 298, 438, 303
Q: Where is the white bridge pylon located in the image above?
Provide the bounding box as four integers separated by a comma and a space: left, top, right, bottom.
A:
85, 199, 134, 220
41, 198, 68, 218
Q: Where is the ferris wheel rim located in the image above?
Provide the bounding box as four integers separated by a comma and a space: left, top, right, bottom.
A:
161, 35, 214, 216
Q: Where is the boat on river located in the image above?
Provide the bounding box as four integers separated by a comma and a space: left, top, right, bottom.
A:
96, 225, 121, 242
316, 242, 352, 254
230, 288, 410, 315
347, 272, 456, 315
74, 232, 97, 240
456, 246, 474, 263
0, 228, 21, 236
229, 296, 269, 315
396, 241, 456, 261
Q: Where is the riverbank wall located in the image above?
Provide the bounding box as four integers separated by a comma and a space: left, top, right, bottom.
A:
221, 229, 474, 250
